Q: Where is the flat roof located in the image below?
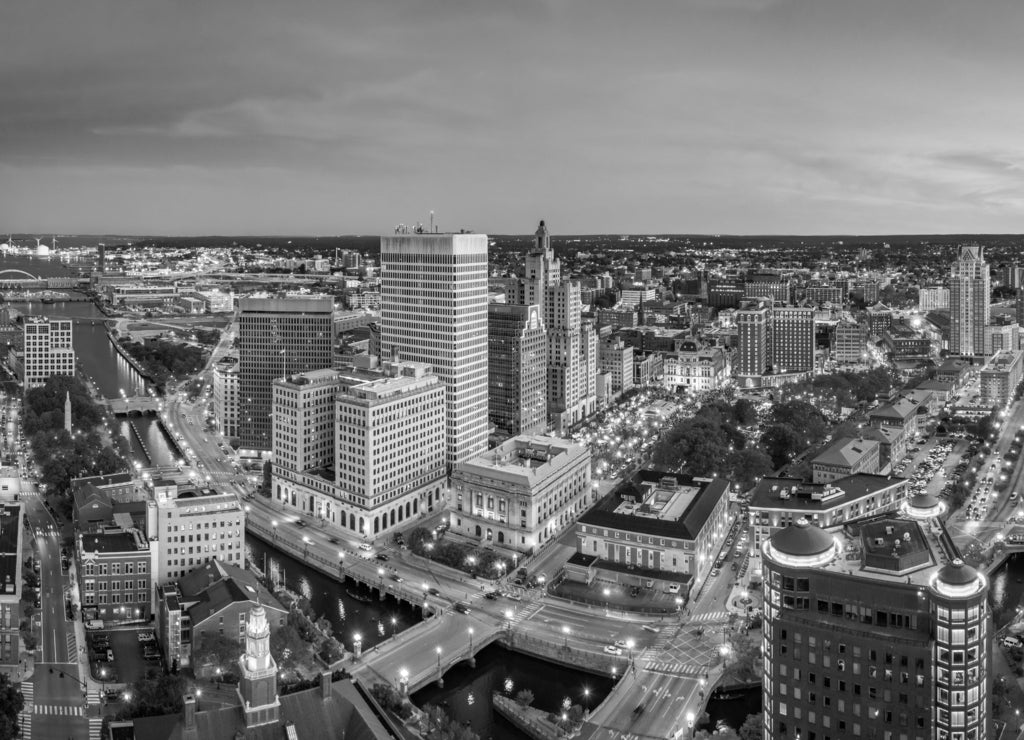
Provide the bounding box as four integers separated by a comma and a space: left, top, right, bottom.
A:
81, 531, 146, 554
580, 471, 728, 539
750, 473, 906, 512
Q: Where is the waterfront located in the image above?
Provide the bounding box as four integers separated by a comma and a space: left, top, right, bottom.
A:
246, 535, 421, 650
412, 643, 618, 740
991, 552, 1024, 627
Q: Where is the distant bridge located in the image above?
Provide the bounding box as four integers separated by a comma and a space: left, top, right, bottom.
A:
0, 269, 45, 289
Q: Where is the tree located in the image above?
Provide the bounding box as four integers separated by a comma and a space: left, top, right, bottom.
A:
119, 670, 188, 719
726, 448, 773, 491
724, 630, 761, 684
0, 673, 24, 740
760, 424, 804, 469
695, 729, 739, 740
515, 689, 535, 708
269, 621, 308, 669
732, 398, 758, 426
195, 632, 243, 672
738, 712, 763, 740
421, 704, 479, 740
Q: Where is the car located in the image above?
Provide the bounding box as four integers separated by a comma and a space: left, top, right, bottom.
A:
710, 568, 721, 577
359, 542, 373, 552
295, 520, 307, 528
604, 645, 623, 655
138, 632, 155, 643
642, 625, 661, 634
328, 537, 339, 544
427, 587, 441, 597
1001, 636, 1022, 648
103, 688, 123, 702
375, 553, 389, 562
665, 583, 681, 594
614, 639, 632, 649
454, 602, 471, 614
484, 591, 499, 600
390, 574, 404, 583
106, 649, 114, 662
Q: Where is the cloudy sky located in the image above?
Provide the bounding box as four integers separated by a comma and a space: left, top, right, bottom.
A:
2, 0, 1023, 235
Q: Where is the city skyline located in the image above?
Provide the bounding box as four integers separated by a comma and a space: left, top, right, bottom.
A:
3, 0, 1024, 236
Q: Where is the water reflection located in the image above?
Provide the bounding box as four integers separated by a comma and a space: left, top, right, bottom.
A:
246, 536, 419, 648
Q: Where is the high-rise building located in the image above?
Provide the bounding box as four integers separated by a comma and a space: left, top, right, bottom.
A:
507, 222, 596, 433
1016, 287, 1024, 329
918, 286, 950, 311
736, 303, 770, 380
833, 317, 868, 364
950, 244, 991, 357
380, 232, 489, 468
744, 273, 791, 304
761, 502, 992, 740
271, 360, 447, 541
597, 337, 635, 395
0, 504, 23, 671
237, 297, 334, 452
488, 303, 548, 437
22, 317, 75, 388
771, 306, 815, 373
213, 353, 239, 441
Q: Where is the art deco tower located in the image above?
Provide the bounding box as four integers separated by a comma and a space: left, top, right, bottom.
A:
237, 604, 281, 728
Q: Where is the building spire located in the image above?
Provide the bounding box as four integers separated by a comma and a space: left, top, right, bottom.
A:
64, 390, 72, 434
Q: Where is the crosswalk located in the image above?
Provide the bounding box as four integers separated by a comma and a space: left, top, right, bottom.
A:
19, 682, 32, 739
66, 633, 78, 663
89, 717, 103, 740
641, 660, 709, 677
507, 602, 543, 627
33, 704, 85, 716
688, 610, 730, 623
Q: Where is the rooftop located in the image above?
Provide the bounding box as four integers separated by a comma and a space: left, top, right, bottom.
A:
750, 473, 906, 512
454, 435, 589, 488
812, 437, 878, 468
580, 471, 728, 539
81, 530, 147, 555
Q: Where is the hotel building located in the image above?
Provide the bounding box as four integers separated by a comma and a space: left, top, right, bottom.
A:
761, 496, 991, 740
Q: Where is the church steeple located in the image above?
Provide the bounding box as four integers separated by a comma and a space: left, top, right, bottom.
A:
237, 603, 280, 728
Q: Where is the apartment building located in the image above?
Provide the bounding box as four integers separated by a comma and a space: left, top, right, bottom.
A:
22, 317, 75, 388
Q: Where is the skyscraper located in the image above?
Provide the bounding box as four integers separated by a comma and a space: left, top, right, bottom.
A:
950, 244, 990, 357
22, 317, 75, 389
237, 297, 334, 451
507, 221, 596, 433
771, 306, 816, 373
761, 500, 992, 740
488, 303, 548, 437
735, 301, 770, 380
380, 231, 489, 468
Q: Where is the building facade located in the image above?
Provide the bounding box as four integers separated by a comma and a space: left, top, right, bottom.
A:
980, 350, 1023, 406
833, 318, 868, 364
810, 437, 881, 483
271, 361, 447, 541
212, 354, 239, 441
761, 502, 991, 740
22, 317, 75, 388
772, 306, 816, 373
380, 232, 489, 468
919, 286, 950, 311
950, 244, 991, 357
0, 504, 23, 675
663, 342, 729, 392
450, 435, 591, 553
597, 338, 634, 396
78, 528, 152, 622
487, 303, 548, 437
736, 303, 770, 380
236, 297, 334, 452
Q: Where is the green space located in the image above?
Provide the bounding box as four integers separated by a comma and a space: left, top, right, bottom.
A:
117, 338, 207, 388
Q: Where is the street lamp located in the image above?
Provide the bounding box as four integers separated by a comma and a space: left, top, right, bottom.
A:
196, 688, 202, 711
468, 627, 474, 654
435, 646, 442, 671
399, 667, 409, 697
603, 587, 611, 614
562, 625, 570, 648
302, 535, 310, 556
505, 609, 514, 631
271, 520, 278, 540
352, 633, 363, 660
390, 616, 397, 638
686, 711, 695, 738
378, 567, 385, 589
338, 551, 345, 573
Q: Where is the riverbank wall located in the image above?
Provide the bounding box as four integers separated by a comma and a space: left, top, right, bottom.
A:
492, 694, 561, 740
105, 329, 155, 386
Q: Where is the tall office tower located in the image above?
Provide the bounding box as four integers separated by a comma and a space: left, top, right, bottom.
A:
950, 244, 991, 357
213, 353, 239, 440
237, 297, 334, 452
761, 500, 992, 740
22, 317, 75, 388
771, 306, 816, 373
1016, 287, 1024, 328
488, 303, 548, 437
508, 221, 595, 433
380, 231, 489, 468
735, 303, 770, 380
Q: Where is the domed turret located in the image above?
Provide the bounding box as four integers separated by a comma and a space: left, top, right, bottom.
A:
904, 492, 944, 520
764, 517, 837, 567
931, 558, 984, 598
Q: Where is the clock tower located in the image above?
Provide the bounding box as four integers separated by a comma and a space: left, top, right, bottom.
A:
237, 603, 280, 728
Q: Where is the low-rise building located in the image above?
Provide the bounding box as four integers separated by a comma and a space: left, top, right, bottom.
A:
574, 472, 730, 597
157, 560, 285, 671
78, 528, 152, 623
980, 349, 1024, 406
746, 473, 908, 581
0, 504, 23, 676
662, 342, 729, 393
450, 435, 591, 553
869, 395, 922, 440
810, 437, 881, 483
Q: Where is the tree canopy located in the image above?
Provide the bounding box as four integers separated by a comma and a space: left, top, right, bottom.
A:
0, 673, 24, 740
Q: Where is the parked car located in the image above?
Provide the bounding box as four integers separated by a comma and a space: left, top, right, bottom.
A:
604, 645, 623, 655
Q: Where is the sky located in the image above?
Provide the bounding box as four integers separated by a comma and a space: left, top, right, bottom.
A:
2, 0, 1024, 236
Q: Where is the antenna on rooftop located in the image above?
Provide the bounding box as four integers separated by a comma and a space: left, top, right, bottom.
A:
430, 210, 435, 233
